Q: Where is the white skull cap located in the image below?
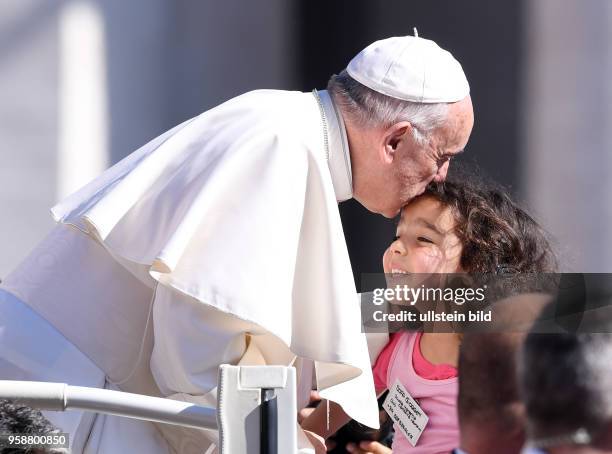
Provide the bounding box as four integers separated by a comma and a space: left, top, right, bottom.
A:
346, 35, 470, 103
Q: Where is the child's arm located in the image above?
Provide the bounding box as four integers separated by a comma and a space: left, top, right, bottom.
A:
301, 388, 387, 440
303, 333, 395, 440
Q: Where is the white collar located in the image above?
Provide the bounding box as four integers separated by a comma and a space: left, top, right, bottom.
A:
313, 89, 353, 202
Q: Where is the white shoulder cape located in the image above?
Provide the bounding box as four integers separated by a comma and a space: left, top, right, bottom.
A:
51, 89, 379, 428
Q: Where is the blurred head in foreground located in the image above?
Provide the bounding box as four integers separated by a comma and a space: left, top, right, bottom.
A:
457, 293, 553, 454
0, 399, 67, 453
520, 297, 612, 454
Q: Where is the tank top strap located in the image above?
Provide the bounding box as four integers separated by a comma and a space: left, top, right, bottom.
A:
386, 331, 418, 387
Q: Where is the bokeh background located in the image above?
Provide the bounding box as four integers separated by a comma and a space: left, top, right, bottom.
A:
1, 0, 611, 283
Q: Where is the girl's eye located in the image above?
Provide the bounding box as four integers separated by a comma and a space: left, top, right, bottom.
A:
393, 235, 400, 241
417, 236, 434, 244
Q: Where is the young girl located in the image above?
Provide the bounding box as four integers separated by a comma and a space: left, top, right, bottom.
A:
303, 179, 556, 453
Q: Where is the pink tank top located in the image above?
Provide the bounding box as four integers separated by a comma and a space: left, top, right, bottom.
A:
376, 332, 459, 453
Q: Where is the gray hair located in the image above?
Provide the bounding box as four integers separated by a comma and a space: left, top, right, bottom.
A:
520, 329, 612, 446
327, 70, 449, 145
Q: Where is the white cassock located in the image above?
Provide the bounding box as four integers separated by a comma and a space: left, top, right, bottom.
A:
0, 89, 379, 452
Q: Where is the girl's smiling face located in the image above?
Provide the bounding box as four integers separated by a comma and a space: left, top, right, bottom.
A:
383, 195, 464, 275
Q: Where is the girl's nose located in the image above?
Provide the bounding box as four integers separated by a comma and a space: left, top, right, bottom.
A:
391, 238, 407, 255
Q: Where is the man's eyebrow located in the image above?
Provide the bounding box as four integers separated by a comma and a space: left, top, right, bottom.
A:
414, 217, 444, 235
438, 149, 463, 161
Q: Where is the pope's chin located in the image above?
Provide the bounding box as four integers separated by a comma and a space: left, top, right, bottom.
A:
379, 200, 401, 218
354, 196, 395, 218
373, 201, 401, 218
383, 199, 403, 218
368, 203, 399, 219
381, 207, 400, 219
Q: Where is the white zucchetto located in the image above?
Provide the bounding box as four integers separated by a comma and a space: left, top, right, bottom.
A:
347, 35, 470, 103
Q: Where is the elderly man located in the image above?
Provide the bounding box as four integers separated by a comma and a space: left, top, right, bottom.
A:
0, 35, 473, 453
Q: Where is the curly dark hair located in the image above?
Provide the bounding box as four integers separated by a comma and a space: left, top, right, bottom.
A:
423, 179, 557, 274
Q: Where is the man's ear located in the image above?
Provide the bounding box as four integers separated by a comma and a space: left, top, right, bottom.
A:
381, 121, 413, 164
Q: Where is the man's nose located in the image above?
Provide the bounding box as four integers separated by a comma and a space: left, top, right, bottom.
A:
433, 160, 450, 183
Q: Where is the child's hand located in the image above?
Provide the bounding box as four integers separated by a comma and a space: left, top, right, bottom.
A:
298, 390, 322, 423
303, 429, 328, 454
346, 440, 392, 454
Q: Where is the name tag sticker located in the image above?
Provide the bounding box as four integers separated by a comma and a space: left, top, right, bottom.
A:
383, 379, 429, 447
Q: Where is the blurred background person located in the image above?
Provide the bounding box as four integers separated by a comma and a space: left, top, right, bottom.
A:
453, 292, 553, 454
520, 303, 612, 454
456, 331, 528, 454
